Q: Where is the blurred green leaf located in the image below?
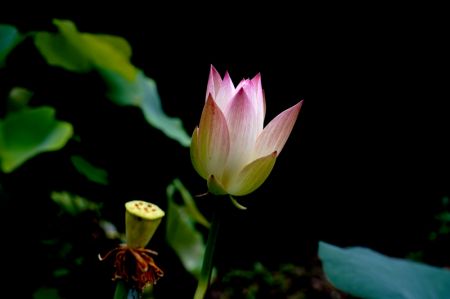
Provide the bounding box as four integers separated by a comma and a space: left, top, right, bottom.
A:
7, 87, 33, 111
33, 288, 61, 299
103, 70, 191, 147
0, 107, 73, 172
166, 180, 207, 278
51, 191, 101, 216
319, 241, 450, 299
437, 211, 450, 222
172, 179, 210, 228
0, 24, 23, 67
429, 198, 450, 241
34, 19, 137, 80
71, 155, 108, 185
33, 19, 189, 146
99, 220, 120, 239
53, 268, 70, 278
429, 231, 438, 241
95, 34, 132, 59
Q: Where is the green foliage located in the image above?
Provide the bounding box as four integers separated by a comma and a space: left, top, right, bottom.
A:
33, 287, 61, 299
0, 107, 73, 172
103, 70, 191, 147
51, 191, 101, 216
166, 179, 208, 278
71, 155, 108, 185
430, 197, 450, 240
170, 179, 210, 228
214, 262, 339, 299
7, 87, 33, 111
0, 24, 23, 67
34, 19, 137, 80
319, 241, 450, 299
32, 19, 190, 147
1, 19, 193, 298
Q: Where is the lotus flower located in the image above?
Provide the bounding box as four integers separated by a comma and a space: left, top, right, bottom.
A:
190, 66, 302, 197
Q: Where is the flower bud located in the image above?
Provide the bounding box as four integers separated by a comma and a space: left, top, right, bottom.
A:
190, 65, 302, 196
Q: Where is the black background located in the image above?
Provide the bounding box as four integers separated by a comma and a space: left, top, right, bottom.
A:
1, 9, 449, 297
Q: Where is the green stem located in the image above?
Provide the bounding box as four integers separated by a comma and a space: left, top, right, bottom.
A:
114, 281, 140, 299
193, 209, 221, 299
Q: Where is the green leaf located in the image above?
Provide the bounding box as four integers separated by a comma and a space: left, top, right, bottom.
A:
51, 191, 101, 216
52, 268, 70, 277
0, 107, 73, 173
34, 31, 91, 73
166, 180, 207, 278
95, 34, 132, 59
103, 70, 191, 147
319, 241, 450, 299
0, 24, 23, 67
437, 211, 450, 223
71, 155, 108, 185
172, 179, 210, 228
34, 19, 137, 80
33, 19, 190, 146
7, 87, 33, 111
33, 288, 61, 299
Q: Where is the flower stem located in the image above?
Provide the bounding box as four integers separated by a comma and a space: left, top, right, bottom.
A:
194, 209, 221, 299
114, 281, 140, 299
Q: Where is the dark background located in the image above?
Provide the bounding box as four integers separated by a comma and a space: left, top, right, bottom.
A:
1, 11, 448, 297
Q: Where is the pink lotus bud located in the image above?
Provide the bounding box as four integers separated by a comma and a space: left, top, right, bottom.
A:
190, 66, 302, 196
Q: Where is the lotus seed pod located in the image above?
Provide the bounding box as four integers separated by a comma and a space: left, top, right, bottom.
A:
125, 200, 165, 248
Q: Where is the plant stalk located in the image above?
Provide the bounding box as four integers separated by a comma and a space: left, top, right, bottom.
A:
193, 209, 221, 299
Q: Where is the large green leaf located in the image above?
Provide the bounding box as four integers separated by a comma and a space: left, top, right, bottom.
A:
0, 24, 23, 67
34, 19, 137, 80
0, 107, 73, 172
71, 155, 108, 185
166, 179, 208, 278
34, 19, 190, 146
103, 70, 191, 147
319, 241, 450, 299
